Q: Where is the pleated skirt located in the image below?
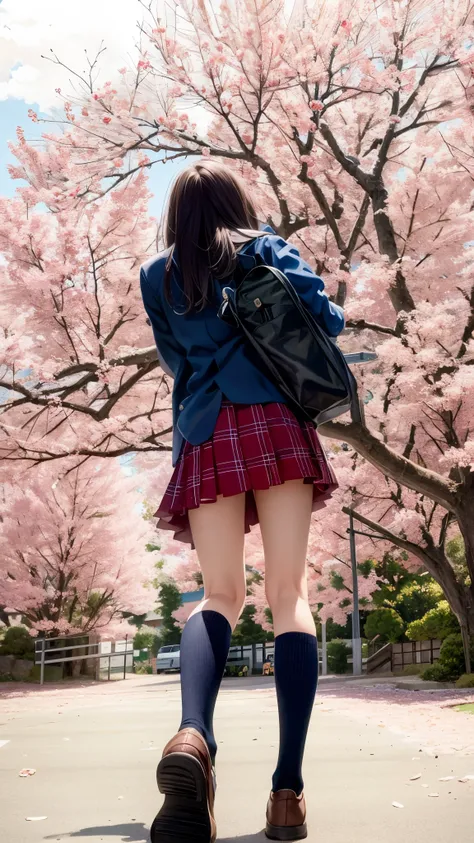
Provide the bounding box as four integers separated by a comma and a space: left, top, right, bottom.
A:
155, 401, 337, 546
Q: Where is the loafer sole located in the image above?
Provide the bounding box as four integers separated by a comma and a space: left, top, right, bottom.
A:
265, 820, 308, 841
150, 752, 216, 843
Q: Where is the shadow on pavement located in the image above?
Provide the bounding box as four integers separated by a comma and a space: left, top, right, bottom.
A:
220, 834, 267, 842
45, 822, 149, 841
45, 824, 268, 842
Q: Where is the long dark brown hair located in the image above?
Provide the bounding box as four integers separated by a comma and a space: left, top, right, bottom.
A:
163, 161, 261, 312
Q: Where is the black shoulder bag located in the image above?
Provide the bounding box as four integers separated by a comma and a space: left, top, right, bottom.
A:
218, 261, 360, 426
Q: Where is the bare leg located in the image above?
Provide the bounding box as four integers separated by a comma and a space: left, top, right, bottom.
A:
255, 479, 315, 637
255, 479, 317, 797
188, 492, 247, 628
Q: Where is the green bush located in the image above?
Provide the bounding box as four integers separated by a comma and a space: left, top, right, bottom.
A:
438, 633, 472, 680
456, 674, 474, 689
29, 664, 64, 683
365, 608, 405, 643
224, 664, 249, 677
327, 640, 349, 674
134, 663, 153, 675
395, 580, 443, 623
406, 619, 425, 640
421, 663, 452, 682
133, 627, 160, 652
406, 602, 459, 642
421, 634, 474, 682
0, 626, 35, 659
231, 604, 268, 645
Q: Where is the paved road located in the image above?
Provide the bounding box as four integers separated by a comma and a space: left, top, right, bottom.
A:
0, 675, 473, 842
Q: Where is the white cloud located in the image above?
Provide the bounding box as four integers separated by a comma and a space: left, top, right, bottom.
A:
0, 0, 303, 111
0, 0, 143, 110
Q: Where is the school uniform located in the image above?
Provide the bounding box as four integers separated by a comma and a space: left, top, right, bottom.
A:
140, 229, 344, 545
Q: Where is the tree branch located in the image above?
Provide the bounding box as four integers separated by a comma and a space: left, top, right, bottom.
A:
345, 319, 397, 336
55, 346, 159, 379
342, 506, 465, 611
320, 419, 457, 512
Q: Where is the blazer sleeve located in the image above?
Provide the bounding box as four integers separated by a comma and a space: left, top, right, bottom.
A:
139, 267, 184, 378
262, 235, 345, 338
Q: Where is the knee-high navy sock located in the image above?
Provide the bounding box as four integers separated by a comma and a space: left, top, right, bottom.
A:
179, 610, 232, 762
272, 631, 319, 795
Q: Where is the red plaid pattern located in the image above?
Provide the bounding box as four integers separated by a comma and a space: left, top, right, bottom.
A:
155, 402, 337, 545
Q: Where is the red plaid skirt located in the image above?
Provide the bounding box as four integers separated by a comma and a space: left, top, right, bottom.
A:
155, 402, 337, 546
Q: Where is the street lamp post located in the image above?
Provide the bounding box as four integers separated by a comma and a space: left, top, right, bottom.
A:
321, 621, 328, 676
345, 507, 389, 675
339, 349, 378, 676
348, 511, 363, 675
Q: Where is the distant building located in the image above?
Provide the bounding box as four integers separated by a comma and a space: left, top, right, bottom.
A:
143, 611, 163, 630
181, 589, 204, 604
144, 589, 204, 629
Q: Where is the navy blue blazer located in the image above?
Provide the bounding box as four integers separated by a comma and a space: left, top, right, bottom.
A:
140, 230, 345, 465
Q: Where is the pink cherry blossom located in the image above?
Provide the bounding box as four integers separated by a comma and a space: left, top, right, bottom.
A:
0, 460, 156, 638
1, 0, 474, 643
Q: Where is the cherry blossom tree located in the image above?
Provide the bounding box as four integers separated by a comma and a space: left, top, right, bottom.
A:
1, 0, 474, 663
0, 459, 156, 638
0, 159, 173, 466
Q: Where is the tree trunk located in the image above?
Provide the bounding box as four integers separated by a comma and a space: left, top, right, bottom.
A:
71, 657, 83, 678
460, 625, 472, 675
454, 497, 474, 674
70, 646, 89, 678
448, 593, 474, 675
0, 607, 11, 627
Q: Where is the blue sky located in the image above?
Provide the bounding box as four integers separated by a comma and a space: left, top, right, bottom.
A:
0, 97, 187, 218
0, 0, 198, 216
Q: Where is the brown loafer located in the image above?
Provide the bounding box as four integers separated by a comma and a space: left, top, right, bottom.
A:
151, 727, 216, 843
266, 790, 307, 841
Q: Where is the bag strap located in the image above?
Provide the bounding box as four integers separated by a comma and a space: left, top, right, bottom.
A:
223, 266, 363, 427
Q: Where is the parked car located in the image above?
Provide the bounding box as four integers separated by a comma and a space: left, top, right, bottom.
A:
156, 644, 180, 674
